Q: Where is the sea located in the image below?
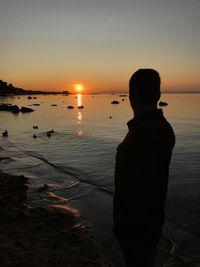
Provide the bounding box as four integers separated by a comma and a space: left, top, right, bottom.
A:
0, 93, 200, 266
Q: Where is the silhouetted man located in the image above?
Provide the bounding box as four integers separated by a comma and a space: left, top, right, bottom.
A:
113, 69, 175, 267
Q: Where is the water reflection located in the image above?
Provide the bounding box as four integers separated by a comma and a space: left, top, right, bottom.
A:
77, 130, 83, 136
77, 94, 82, 107
77, 111, 82, 123
77, 94, 82, 124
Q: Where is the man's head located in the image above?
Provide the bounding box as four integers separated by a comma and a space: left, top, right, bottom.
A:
129, 69, 161, 110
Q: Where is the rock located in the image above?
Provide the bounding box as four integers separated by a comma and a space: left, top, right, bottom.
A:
33, 103, 40, 106
21, 107, 34, 113
0, 172, 28, 209
33, 126, 38, 129
27, 96, 32, 99
159, 101, 168, 106
0, 104, 20, 113
51, 104, 57, 106
78, 105, 84, 109
67, 105, 74, 109
38, 184, 48, 192
0, 171, 111, 267
11, 105, 20, 113
111, 100, 120, 104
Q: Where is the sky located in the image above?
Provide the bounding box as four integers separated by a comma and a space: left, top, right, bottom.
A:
0, 0, 200, 93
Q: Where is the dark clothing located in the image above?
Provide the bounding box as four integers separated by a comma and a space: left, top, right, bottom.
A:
113, 109, 175, 266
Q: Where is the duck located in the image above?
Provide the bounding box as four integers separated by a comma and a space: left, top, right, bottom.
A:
46, 129, 55, 137
47, 132, 52, 137
2, 130, 8, 137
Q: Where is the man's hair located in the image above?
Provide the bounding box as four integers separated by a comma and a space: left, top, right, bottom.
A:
129, 69, 161, 104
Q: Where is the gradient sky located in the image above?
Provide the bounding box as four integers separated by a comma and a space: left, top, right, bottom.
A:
0, 0, 199, 93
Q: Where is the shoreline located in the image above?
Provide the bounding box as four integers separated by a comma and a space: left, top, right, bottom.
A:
0, 170, 198, 267
0, 171, 111, 267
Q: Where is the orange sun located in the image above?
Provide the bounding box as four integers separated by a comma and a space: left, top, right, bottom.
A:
75, 84, 84, 92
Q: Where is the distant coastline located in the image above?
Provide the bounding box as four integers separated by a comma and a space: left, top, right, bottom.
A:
0, 80, 69, 96
0, 79, 199, 96
162, 90, 200, 94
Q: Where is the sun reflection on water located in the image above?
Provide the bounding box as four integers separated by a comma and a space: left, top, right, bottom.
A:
77, 94, 82, 124
77, 94, 82, 107
77, 130, 83, 136
77, 111, 82, 123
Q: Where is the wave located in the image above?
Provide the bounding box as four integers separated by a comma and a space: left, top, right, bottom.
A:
25, 151, 114, 196
164, 218, 200, 264
158, 234, 200, 266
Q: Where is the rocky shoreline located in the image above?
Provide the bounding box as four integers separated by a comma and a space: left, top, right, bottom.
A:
0, 158, 198, 267
0, 171, 111, 267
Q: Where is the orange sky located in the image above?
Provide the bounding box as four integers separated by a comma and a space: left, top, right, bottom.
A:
1, 1, 199, 93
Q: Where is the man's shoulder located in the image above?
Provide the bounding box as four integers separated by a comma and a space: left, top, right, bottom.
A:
119, 115, 175, 150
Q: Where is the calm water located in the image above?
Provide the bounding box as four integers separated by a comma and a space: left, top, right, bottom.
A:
0, 93, 200, 265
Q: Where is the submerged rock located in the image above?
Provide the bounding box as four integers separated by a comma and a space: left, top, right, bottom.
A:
21, 106, 34, 113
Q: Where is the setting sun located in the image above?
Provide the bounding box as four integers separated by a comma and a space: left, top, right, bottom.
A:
75, 84, 84, 92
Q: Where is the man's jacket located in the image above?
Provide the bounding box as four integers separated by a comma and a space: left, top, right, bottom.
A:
113, 109, 175, 231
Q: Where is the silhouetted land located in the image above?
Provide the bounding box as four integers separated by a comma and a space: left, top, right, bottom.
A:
0, 80, 69, 95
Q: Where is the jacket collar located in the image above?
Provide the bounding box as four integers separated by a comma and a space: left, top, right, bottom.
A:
127, 109, 163, 130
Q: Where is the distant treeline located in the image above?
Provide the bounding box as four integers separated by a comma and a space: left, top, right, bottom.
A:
0, 80, 28, 95
0, 80, 69, 95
